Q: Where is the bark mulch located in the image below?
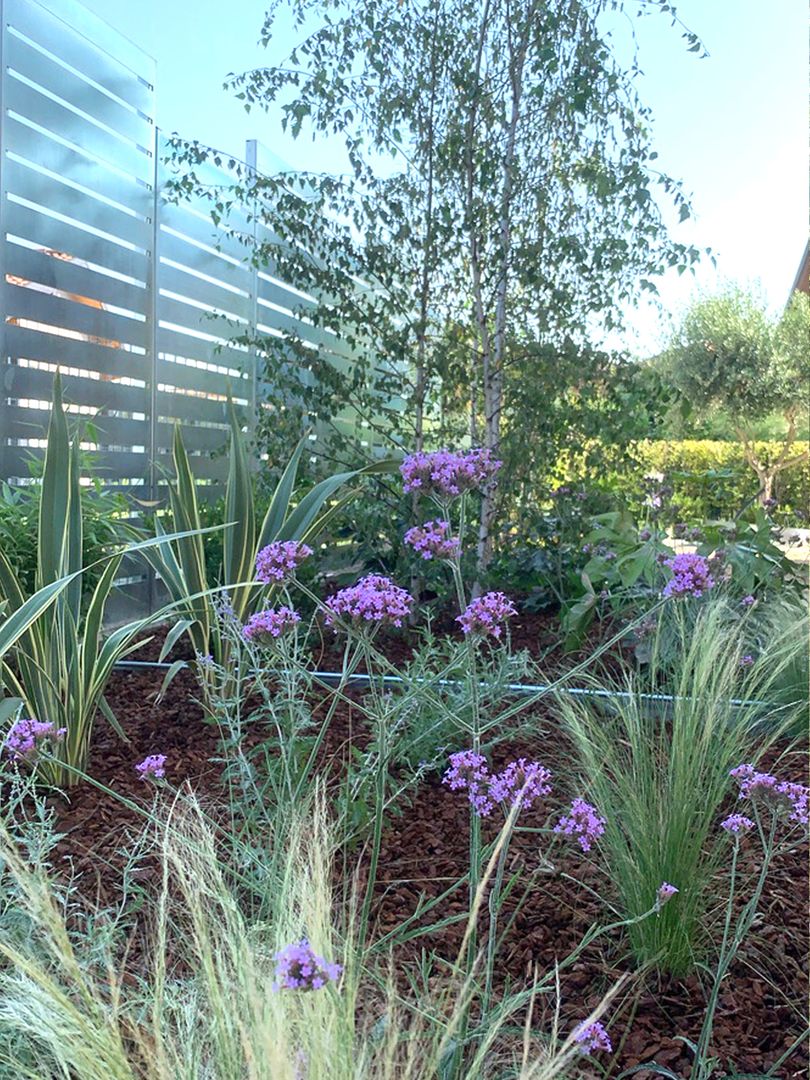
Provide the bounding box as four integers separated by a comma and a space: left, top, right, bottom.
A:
41, 615, 808, 1078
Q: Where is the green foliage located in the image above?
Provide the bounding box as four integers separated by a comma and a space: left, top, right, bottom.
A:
0, 376, 164, 786
142, 401, 393, 666
555, 597, 807, 976
664, 287, 810, 503
631, 439, 809, 523
168, 0, 706, 574
0, 469, 130, 602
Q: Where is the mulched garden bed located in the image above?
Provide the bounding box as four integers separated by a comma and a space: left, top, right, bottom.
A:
44, 614, 808, 1078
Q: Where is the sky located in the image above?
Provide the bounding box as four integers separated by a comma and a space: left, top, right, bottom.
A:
82, 0, 809, 356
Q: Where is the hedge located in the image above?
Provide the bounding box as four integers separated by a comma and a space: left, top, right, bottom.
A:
632, 439, 809, 523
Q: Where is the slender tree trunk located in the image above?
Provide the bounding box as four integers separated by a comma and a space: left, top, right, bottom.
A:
475, 2, 532, 578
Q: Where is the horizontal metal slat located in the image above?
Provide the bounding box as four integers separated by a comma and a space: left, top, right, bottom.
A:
159, 200, 251, 263
4, 237, 149, 316
156, 356, 250, 397
1, 409, 149, 448
158, 261, 251, 321
5, 199, 151, 279
0, 445, 149, 483
153, 422, 230, 455
5, 283, 149, 348
4, 121, 151, 213
4, 76, 153, 182
157, 228, 250, 293
155, 324, 249, 368
6, 0, 155, 112
1, 363, 150, 416
6, 31, 154, 148
3, 157, 152, 251
2, 322, 151, 380
155, 389, 231, 426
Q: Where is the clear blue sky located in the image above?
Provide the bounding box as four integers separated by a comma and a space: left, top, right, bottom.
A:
83, 0, 808, 354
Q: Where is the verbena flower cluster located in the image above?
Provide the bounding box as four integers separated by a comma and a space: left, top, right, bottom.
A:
442, 751, 552, 817
400, 448, 501, 499
272, 939, 341, 992
657, 882, 679, 908
324, 574, 414, 629
730, 764, 809, 826
243, 606, 301, 643
662, 553, 715, 599
488, 758, 553, 810
135, 754, 166, 780
721, 813, 755, 834
573, 1020, 612, 1054
739, 654, 754, 668
4, 717, 66, 759
404, 519, 460, 561
255, 540, 313, 584
554, 798, 606, 852
457, 591, 517, 639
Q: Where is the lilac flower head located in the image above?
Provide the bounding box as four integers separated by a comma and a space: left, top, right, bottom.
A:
740, 594, 755, 607
255, 540, 313, 584
739, 654, 754, 668
721, 814, 755, 835
4, 718, 66, 760
656, 882, 679, 909
573, 1020, 612, 1055
324, 575, 414, 629
457, 592, 517, 640
400, 448, 501, 499
730, 763, 809, 826
135, 754, 166, 780
662, 553, 715, 599
443, 750, 494, 817
243, 606, 301, 643
404, 519, 461, 561
554, 798, 606, 853
195, 652, 215, 671
272, 939, 341, 992
489, 759, 552, 811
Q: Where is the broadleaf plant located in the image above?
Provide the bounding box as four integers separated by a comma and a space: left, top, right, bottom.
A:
143, 398, 396, 667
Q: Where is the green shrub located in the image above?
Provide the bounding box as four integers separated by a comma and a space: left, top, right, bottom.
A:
555, 596, 807, 976
633, 439, 809, 523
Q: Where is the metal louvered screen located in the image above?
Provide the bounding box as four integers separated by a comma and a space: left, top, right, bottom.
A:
0, 0, 390, 618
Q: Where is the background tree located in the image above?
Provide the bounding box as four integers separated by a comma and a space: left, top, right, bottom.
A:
665, 287, 810, 505
168, 0, 706, 573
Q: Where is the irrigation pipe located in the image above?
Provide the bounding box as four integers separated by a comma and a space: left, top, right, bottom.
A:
113, 659, 772, 709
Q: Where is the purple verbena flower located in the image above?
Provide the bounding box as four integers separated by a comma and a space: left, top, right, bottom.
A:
721, 814, 755, 835
639, 528, 652, 541
400, 448, 501, 499
457, 592, 517, 640
573, 1020, 612, 1055
404, 519, 461, 561
272, 939, 341, 992
442, 750, 494, 817
255, 541, 313, 584
243, 606, 301, 643
4, 718, 66, 760
740, 595, 755, 607
324, 575, 414, 629
730, 763, 809, 826
661, 553, 715, 599
554, 798, 606, 853
489, 759, 552, 812
135, 754, 166, 780
739, 654, 754, 668
656, 882, 679, 909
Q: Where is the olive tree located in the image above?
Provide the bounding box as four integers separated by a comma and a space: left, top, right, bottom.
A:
666, 287, 809, 505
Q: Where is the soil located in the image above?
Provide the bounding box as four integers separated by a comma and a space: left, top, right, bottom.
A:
40, 614, 809, 1078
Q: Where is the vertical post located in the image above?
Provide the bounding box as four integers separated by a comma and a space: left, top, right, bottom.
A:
0, 0, 9, 486
245, 138, 260, 453
146, 125, 161, 614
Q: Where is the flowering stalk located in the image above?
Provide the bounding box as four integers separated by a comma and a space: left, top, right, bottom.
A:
692, 807, 778, 1077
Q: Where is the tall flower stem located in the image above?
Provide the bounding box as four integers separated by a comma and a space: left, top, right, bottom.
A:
358, 634, 387, 952
694, 811, 777, 1076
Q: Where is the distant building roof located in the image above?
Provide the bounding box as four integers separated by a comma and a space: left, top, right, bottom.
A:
791, 239, 810, 295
